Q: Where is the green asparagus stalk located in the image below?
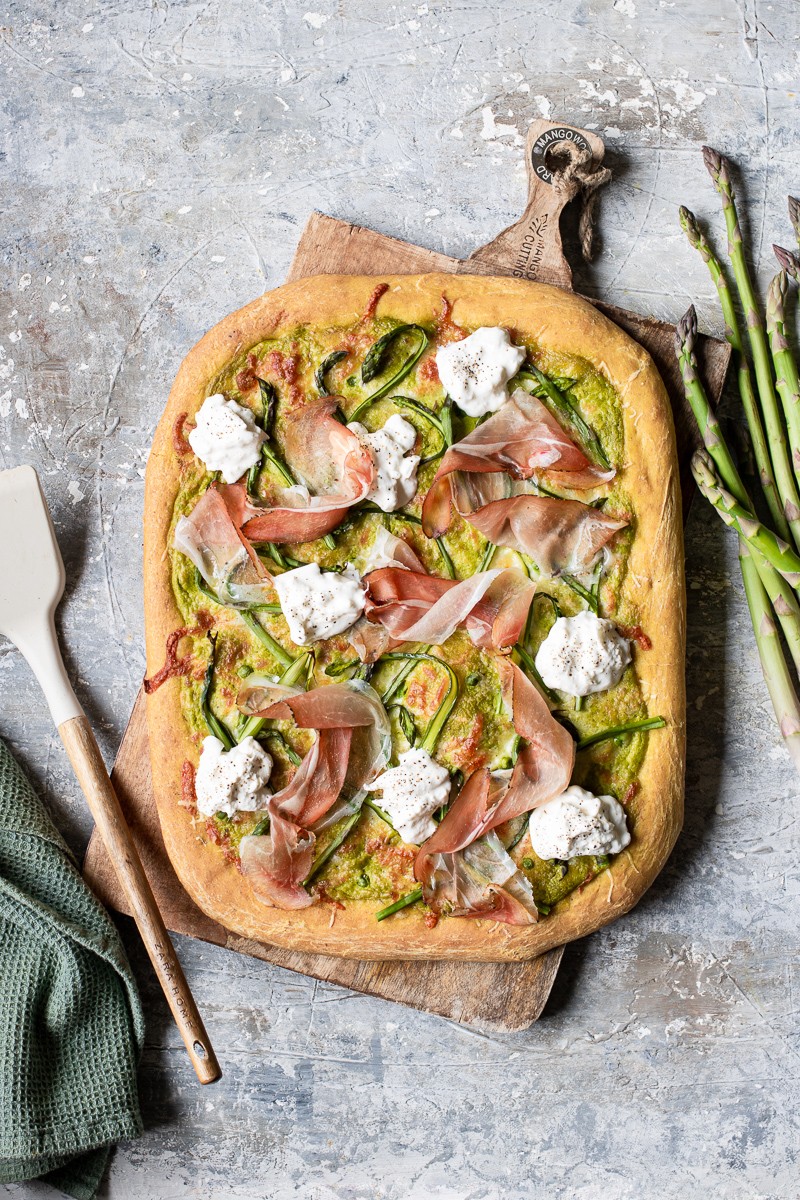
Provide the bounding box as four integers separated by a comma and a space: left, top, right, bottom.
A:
766, 270, 800, 490
674, 304, 748, 495
692, 449, 800, 588
739, 543, 800, 772
676, 307, 800, 671
679, 207, 784, 525
702, 148, 800, 549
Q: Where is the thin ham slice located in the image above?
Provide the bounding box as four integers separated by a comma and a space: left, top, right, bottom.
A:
239, 681, 391, 910
415, 659, 574, 919
173, 485, 272, 606
422, 388, 614, 538
361, 525, 426, 574
451, 478, 627, 577
221, 397, 374, 544
496, 658, 576, 820
414, 775, 539, 925
363, 567, 535, 651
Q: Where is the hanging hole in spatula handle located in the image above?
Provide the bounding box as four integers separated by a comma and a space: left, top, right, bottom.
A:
462, 118, 610, 289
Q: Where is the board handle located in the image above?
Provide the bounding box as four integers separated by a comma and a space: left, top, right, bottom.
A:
462, 118, 610, 289
59, 714, 221, 1085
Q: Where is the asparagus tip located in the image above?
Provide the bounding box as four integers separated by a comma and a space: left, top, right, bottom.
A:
701, 144, 729, 186
774, 244, 800, 282
788, 195, 800, 235
679, 205, 699, 241
675, 304, 698, 350
767, 269, 787, 308
691, 445, 715, 481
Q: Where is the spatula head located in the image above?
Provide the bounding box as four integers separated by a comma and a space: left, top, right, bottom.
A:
0, 466, 65, 640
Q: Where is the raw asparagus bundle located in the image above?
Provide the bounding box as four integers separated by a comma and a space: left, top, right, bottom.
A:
678, 162, 800, 771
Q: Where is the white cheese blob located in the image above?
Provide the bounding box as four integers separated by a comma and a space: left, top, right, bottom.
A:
195, 735, 273, 818
274, 561, 366, 645
435, 327, 526, 417
528, 785, 630, 860
347, 414, 420, 512
368, 748, 451, 844
188, 393, 265, 484
535, 610, 632, 697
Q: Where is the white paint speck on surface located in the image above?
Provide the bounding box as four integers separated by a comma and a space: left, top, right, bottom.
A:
479, 106, 522, 143
614, 0, 637, 16
71, 85, 84, 98
18, 274, 31, 291
533, 94, 552, 118
67, 480, 85, 505
303, 11, 329, 28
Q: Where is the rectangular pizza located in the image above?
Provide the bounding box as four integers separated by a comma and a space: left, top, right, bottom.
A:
143, 273, 685, 960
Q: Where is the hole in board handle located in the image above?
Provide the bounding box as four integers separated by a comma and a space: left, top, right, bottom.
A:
193, 1040, 207, 1058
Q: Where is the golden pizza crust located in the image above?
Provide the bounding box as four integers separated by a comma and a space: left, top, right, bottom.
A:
144, 273, 685, 961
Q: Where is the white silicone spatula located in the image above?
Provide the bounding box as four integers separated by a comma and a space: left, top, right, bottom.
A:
0, 465, 220, 1084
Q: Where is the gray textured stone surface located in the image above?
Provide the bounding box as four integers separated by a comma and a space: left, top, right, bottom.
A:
2, 0, 800, 1196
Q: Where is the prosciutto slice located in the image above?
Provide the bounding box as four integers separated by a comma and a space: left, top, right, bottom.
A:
422, 388, 614, 538
415, 660, 574, 920
423, 826, 539, 925
414, 774, 539, 925
239, 681, 391, 909
451, 477, 627, 577
222, 397, 374, 544
363, 567, 535, 651
361, 525, 426, 574
173, 485, 272, 607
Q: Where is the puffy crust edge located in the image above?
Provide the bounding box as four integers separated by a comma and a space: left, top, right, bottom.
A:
144, 273, 685, 961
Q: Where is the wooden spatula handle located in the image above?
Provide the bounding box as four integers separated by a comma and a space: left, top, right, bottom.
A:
59, 714, 221, 1085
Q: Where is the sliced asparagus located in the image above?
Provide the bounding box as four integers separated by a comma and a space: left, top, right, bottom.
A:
376, 887, 423, 921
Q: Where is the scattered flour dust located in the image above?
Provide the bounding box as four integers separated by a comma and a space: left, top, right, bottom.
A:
614, 0, 636, 15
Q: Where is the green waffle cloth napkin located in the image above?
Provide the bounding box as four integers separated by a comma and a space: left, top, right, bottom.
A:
0, 736, 145, 1198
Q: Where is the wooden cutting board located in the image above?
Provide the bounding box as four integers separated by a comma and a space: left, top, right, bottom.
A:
83, 119, 730, 1031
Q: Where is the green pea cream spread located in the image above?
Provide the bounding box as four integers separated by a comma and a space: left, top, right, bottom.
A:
167, 312, 653, 918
